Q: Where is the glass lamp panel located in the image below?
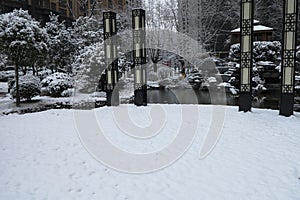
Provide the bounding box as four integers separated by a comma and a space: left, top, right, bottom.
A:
113, 45, 117, 59
106, 45, 111, 59
285, 32, 295, 50
135, 69, 141, 84
142, 43, 145, 57
105, 19, 110, 33
114, 71, 117, 84
135, 16, 140, 30
243, 2, 251, 19
112, 19, 116, 33
242, 36, 251, 52
284, 67, 293, 85
242, 68, 249, 84
141, 16, 145, 30
107, 70, 112, 84
287, 0, 296, 13
142, 69, 146, 84
135, 44, 140, 57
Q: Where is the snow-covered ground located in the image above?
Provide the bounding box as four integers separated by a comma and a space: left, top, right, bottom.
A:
0, 105, 300, 199
0, 82, 8, 95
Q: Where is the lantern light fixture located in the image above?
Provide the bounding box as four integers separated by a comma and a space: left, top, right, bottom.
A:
280, 0, 298, 116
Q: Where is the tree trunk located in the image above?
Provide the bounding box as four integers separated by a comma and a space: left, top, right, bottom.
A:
32, 65, 36, 76
153, 63, 158, 72
15, 62, 20, 107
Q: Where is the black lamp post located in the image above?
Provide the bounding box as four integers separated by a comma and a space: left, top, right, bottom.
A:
280, 0, 298, 117
103, 11, 119, 106
132, 9, 147, 106
239, 0, 254, 112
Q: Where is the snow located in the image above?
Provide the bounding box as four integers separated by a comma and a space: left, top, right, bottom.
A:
253, 19, 260, 24
41, 72, 74, 97
0, 82, 8, 94
231, 25, 273, 33
147, 81, 160, 88
0, 105, 300, 199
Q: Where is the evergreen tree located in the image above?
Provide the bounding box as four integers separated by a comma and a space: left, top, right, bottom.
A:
45, 13, 75, 73
0, 9, 48, 106
256, 0, 283, 41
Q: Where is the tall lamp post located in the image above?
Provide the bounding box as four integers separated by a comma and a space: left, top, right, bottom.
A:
239, 0, 254, 112
280, 0, 298, 117
132, 9, 147, 106
103, 11, 119, 106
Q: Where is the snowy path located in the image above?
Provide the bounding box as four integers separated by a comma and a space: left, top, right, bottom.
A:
0, 105, 300, 199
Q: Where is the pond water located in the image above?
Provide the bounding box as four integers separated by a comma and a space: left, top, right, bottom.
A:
146, 88, 300, 112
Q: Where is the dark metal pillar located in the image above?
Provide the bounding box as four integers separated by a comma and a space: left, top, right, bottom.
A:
103, 11, 119, 106
132, 9, 147, 106
280, 0, 298, 117
239, 0, 254, 112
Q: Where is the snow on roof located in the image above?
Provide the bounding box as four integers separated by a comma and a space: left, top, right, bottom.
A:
231, 25, 273, 33
253, 19, 260, 24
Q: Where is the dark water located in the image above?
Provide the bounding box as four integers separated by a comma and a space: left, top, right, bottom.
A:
147, 88, 300, 111
147, 88, 236, 105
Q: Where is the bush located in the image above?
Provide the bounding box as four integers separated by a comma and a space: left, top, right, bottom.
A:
0, 54, 8, 70
10, 74, 41, 100
41, 72, 74, 97
229, 41, 282, 62
0, 70, 15, 82
228, 44, 240, 62
72, 42, 105, 93
198, 58, 218, 76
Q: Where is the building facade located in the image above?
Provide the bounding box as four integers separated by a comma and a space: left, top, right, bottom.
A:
178, 0, 202, 42
0, 0, 142, 24
231, 20, 273, 44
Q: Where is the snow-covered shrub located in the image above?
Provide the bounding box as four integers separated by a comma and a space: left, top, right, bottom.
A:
118, 52, 131, 74
71, 16, 103, 48
253, 41, 281, 61
41, 72, 74, 97
37, 68, 52, 80
72, 42, 105, 93
10, 74, 41, 100
297, 46, 300, 62
45, 13, 75, 73
229, 41, 282, 62
0, 54, 8, 70
296, 46, 300, 71
228, 44, 240, 62
61, 88, 74, 97
0, 70, 15, 82
198, 58, 218, 76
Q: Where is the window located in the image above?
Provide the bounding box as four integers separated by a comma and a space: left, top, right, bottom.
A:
59, 0, 66, 7
44, 0, 50, 9
108, 0, 113, 9
59, 8, 67, 15
32, 0, 42, 6
267, 32, 272, 41
254, 33, 262, 41
51, 3, 56, 10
